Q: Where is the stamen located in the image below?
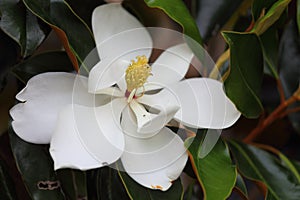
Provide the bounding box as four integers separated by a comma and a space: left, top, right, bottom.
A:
125, 55, 151, 92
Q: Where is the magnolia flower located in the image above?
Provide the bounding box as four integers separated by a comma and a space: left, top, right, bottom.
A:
10, 3, 240, 191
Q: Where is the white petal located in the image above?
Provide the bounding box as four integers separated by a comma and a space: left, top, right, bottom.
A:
146, 43, 194, 91
173, 78, 241, 129
50, 105, 102, 170
139, 78, 241, 129
121, 127, 188, 191
88, 59, 129, 93
92, 3, 152, 59
121, 103, 179, 138
73, 98, 127, 164
137, 88, 179, 111
9, 72, 104, 144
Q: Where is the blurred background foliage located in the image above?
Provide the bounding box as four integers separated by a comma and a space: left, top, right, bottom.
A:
0, 0, 300, 199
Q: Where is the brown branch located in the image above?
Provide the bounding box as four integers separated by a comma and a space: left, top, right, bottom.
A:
243, 92, 299, 143
279, 106, 300, 118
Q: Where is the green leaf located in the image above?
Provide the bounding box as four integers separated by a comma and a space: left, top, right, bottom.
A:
223, 32, 264, 118
144, 0, 202, 44
0, 0, 49, 57
118, 166, 184, 200
234, 174, 248, 199
91, 167, 130, 200
251, 0, 291, 35
279, 20, 300, 133
57, 169, 87, 200
9, 127, 65, 200
279, 154, 300, 183
259, 26, 279, 78
65, 0, 104, 28
228, 140, 300, 200
0, 159, 17, 200
196, 0, 244, 41
22, 0, 96, 68
185, 130, 237, 200
12, 51, 73, 83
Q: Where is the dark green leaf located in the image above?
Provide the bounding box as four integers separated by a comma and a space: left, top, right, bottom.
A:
279, 154, 300, 183
196, 0, 243, 41
228, 140, 300, 200
23, 0, 96, 67
9, 127, 65, 200
0, 0, 49, 57
0, 159, 17, 200
185, 130, 237, 200
143, 0, 202, 45
118, 166, 184, 200
95, 167, 130, 200
234, 174, 248, 199
259, 26, 279, 78
279, 20, 300, 133
223, 32, 264, 118
65, 0, 104, 28
12, 51, 73, 83
57, 169, 87, 200
251, 0, 291, 35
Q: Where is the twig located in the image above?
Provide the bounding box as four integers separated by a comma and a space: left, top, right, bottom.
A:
243, 88, 300, 143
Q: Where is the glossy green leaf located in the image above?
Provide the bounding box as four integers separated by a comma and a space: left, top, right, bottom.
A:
235, 174, 248, 199
0, 159, 17, 200
279, 154, 300, 183
223, 32, 264, 118
65, 0, 104, 28
96, 167, 129, 200
57, 169, 87, 200
22, 0, 95, 67
251, 0, 291, 35
279, 20, 300, 133
9, 127, 65, 200
12, 51, 73, 83
259, 27, 279, 78
228, 140, 300, 200
185, 130, 237, 200
144, 0, 202, 45
196, 0, 243, 41
0, 0, 49, 57
118, 166, 184, 200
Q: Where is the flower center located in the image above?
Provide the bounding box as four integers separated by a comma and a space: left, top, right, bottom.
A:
125, 55, 152, 102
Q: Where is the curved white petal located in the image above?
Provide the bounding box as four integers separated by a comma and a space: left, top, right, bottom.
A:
139, 78, 241, 129
146, 43, 194, 91
9, 72, 103, 144
92, 3, 152, 59
137, 88, 179, 111
50, 105, 103, 170
88, 59, 129, 93
121, 127, 188, 191
173, 78, 241, 129
121, 103, 179, 138
72, 98, 127, 165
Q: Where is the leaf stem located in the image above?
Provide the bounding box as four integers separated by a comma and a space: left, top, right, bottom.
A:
243, 87, 300, 143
